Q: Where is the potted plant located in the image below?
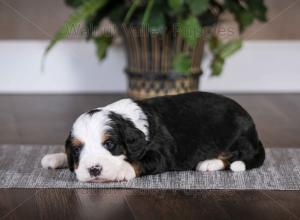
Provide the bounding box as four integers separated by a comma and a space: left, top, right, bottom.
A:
45, 0, 267, 99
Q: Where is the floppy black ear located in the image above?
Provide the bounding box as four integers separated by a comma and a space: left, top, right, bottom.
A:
123, 125, 148, 160
108, 111, 148, 160
65, 134, 74, 172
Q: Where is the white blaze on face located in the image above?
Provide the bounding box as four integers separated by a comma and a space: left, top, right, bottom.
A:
71, 99, 148, 182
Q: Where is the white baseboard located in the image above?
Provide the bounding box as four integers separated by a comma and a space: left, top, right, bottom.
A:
0, 40, 299, 93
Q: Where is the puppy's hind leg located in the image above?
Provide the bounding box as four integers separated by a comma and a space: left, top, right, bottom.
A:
228, 138, 265, 171
41, 153, 68, 169
230, 161, 246, 172
195, 152, 235, 172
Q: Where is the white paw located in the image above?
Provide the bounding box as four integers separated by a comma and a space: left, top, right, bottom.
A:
230, 161, 246, 172
115, 162, 136, 182
41, 153, 67, 169
196, 159, 225, 172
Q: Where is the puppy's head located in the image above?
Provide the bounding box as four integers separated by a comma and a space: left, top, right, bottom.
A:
65, 99, 148, 182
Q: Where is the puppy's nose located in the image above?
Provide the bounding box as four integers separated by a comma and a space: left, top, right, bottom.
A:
88, 165, 102, 177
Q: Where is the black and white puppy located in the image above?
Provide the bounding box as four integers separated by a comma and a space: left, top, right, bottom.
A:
41, 92, 265, 182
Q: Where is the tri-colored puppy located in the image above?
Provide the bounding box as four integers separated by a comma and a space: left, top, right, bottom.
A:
41, 92, 265, 182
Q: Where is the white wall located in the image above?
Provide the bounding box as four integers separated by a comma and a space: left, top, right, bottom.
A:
0, 40, 299, 93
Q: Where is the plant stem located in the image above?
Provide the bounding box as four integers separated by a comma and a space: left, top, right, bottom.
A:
142, 0, 154, 25
124, 0, 141, 24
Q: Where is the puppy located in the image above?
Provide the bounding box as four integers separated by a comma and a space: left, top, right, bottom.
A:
41, 92, 265, 182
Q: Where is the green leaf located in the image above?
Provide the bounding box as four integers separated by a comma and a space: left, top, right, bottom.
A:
178, 16, 202, 47
218, 39, 242, 59
168, 0, 184, 12
45, 0, 108, 55
142, 0, 154, 25
224, 0, 263, 32
65, 0, 84, 8
224, 0, 241, 13
94, 34, 113, 60
209, 39, 242, 76
143, 5, 166, 33
248, 0, 267, 21
172, 53, 192, 74
208, 35, 222, 53
187, 0, 209, 16
210, 56, 224, 76
85, 13, 104, 40
109, 4, 127, 23
124, 0, 141, 24
238, 10, 254, 31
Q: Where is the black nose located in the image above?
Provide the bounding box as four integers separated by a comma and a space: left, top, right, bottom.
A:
88, 165, 102, 177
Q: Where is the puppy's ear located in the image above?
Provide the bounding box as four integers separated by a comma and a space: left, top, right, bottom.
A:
65, 134, 74, 172
123, 126, 148, 160
108, 111, 148, 160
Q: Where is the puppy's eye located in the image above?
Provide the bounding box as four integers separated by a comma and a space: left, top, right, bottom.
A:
104, 140, 115, 150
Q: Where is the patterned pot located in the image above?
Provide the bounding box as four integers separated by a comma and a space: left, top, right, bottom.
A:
120, 25, 204, 99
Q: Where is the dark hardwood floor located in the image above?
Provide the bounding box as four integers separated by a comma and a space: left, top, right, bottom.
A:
0, 94, 300, 220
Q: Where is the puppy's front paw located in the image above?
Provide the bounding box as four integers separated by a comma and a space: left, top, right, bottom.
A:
115, 162, 136, 182
41, 153, 67, 169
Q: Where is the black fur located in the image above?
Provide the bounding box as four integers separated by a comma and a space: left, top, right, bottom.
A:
108, 112, 148, 160
106, 92, 265, 176
65, 134, 83, 172
87, 109, 101, 116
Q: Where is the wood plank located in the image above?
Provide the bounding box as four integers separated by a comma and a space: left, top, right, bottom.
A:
0, 96, 19, 143
0, 189, 135, 220
125, 190, 300, 220
0, 189, 39, 219
213, 191, 300, 220
73, 189, 135, 220
262, 191, 300, 219
125, 190, 229, 220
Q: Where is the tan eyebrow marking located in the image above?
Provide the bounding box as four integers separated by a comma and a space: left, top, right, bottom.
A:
102, 132, 112, 144
72, 138, 82, 147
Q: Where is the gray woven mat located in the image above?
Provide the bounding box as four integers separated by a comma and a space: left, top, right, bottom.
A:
0, 145, 299, 190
